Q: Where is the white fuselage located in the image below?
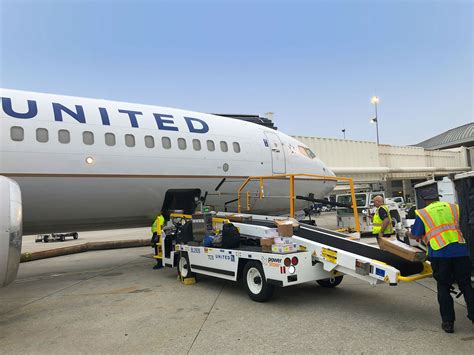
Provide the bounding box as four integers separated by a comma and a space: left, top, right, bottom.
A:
0, 89, 336, 234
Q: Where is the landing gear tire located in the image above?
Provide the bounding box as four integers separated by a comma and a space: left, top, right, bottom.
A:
317, 275, 343, 288
243, 261, 274, 302
177, 252, 195, 279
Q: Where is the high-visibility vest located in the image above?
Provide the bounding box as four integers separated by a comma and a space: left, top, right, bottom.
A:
415, 201, 464, 251
151, 215, 165, 234
372, 205, 393, 235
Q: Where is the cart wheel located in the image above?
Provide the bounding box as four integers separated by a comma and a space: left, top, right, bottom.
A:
177, 252, 195, 279
43, 236, 49, 243
73, 233, 79, 240
243, 261, 274, 302
317, 275, 343, 288
60, 235, 65, 241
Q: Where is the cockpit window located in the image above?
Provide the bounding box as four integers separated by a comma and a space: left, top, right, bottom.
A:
298, 146, 316, 159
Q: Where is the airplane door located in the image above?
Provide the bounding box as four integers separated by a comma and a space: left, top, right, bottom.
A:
264, 132, 286, 174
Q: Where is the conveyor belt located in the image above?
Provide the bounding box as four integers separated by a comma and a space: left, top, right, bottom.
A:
239, 220, 424, 277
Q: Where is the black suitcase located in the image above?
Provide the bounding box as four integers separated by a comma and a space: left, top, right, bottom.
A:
222, 223, 240, 249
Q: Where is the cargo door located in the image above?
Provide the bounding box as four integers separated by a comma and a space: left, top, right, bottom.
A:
264, 132, 286, 174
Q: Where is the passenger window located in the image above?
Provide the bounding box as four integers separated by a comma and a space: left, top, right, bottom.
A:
36, 128, 49, 143
58, 129, 70, 144
125, 134, 135, 147
145, 135, 155, 148
178, 138, 187, 150
192, 139, 201, 151
220, 141, 228, 152
83, 131, 94, 145
233, 142, 241, 153
162, 137, 171, 149
207, 140, 215, 151
10, 126, 24, 141
105, 133, 116, 146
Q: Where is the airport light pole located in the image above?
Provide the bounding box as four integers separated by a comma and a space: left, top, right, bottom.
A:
341, 128, 346, 139
370, 96, 380, 145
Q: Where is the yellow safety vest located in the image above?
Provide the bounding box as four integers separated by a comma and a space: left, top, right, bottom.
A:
151, 215, 165, 234
415, 201, 464, 251
372, 205, 393, 235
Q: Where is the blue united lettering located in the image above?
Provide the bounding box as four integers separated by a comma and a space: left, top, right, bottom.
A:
1, 97, 209, 134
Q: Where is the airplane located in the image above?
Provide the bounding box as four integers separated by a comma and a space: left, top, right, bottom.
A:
0, 88, 336, 287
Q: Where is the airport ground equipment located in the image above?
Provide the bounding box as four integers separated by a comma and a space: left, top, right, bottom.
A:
414, 177, 456, 209
453, 172, 474, 271
237, 173, 362, 234
35, 232, 79, 243
157, 212, 432, 302
335, 191, 406, 236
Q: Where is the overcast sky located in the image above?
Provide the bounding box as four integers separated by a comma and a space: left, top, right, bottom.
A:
1, 0, 472, 145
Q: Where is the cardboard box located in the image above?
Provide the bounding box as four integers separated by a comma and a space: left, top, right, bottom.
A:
262, 228, 279, 238
274, 237, 293, 245
379, 237, 426, 262
260, 237, 274, 252
271, 243, 297, 254
274, 220, 294, 237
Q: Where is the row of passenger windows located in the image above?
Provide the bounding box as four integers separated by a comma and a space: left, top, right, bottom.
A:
9, 126, 241, 153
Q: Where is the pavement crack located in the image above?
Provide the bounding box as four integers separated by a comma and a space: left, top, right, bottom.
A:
187, 282, 225, 354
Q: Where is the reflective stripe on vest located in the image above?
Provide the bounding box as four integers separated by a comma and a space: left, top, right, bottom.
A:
372, 205, 393, 235
415, 202, 464, 250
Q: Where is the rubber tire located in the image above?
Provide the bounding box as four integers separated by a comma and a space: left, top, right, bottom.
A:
243, 261, 274, 302
43, 236, 49, 243
177, 252, 195, 279
73, 233, 79, 240
317, 275, 344, 288
60, 235, 65, 241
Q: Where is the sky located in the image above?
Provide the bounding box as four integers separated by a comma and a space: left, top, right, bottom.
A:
1, 0, 472, 145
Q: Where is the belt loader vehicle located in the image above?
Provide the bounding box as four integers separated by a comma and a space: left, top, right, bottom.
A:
156, 212, 432, 302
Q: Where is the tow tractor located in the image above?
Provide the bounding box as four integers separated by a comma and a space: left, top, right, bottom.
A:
154, 174, 432, 302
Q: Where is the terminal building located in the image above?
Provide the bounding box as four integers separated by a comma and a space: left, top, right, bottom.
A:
293, 123, 473, 201
219, 115, 472, 201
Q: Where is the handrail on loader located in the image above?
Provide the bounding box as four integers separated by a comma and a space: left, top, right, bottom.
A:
237, 173, 361, 234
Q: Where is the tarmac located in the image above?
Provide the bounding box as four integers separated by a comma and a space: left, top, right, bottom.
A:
1, 213, 473, 354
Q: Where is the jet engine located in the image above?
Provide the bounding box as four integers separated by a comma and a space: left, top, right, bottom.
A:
0, 176, 22, 287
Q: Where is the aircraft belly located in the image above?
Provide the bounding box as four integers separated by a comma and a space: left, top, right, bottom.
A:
13, 175, 335, 234
14, 176, 217, 234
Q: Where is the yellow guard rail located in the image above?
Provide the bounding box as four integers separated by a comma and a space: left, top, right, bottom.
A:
397, 262, 433, 282
237, 173, 361, 234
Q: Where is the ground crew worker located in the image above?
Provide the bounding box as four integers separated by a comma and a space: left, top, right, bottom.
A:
408, 190, 474, 333
151, 212, 166, 269
372, 195, 393, 245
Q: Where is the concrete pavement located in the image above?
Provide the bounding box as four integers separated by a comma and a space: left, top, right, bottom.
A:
1, 247, 473, 354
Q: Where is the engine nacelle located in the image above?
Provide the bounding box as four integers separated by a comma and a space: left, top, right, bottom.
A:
0, 176, 22, 287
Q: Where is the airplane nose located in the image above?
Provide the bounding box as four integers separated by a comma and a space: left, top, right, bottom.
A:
324, 165, 336, 177
317, 159, 335, 177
